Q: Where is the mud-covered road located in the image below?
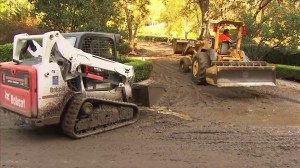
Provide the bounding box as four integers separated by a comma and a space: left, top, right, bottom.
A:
1, 42, 300, 168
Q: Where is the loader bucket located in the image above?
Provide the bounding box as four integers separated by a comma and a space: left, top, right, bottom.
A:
173, 40, 188, 54
206, 61, 276, 87
132, 84, 166, 107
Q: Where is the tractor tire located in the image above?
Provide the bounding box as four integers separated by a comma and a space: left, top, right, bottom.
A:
179, 57, 191, 73
191, 52, 211, 85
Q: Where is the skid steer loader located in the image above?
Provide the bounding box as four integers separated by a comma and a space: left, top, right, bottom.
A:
175, 20, 276, 87
0, 31, 164, 138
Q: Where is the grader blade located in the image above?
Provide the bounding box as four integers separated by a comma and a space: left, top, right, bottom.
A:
206, 61, 276, 87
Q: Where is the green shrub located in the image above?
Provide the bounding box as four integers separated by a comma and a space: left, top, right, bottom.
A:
241, 44, 300, 66
265, 50, 300, 66
0, 43, 13, 62
137, 35, 179, 43
275, 64, 300, 81
118, 41, 131, 54
241, 43, 272, 61
120, 57, 153, 82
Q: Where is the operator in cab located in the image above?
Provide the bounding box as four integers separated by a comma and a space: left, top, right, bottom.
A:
218, 29, 239, 44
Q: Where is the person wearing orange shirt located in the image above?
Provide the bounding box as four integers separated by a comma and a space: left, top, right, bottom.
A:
218, 29, 234, 43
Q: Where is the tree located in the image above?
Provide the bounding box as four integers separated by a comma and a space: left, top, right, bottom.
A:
0, 0, 42, 44
159, 0, 186, 39
243, 1, 300, 49
116, 0, 150, 54
181, 1, 202, 39
34, 0, 89, 32
0, 0, 32, 21
79, 0, 123, 33
33, 0, 121, 33
148, 0, 164, 26
195, 0, 209, 39
157, 0, 200, 40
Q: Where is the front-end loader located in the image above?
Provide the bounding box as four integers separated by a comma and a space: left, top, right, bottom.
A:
175, 20, 276, 87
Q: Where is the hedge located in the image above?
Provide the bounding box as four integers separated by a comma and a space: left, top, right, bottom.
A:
275, 64, 300, 81
137, 35, 180, 43
241, 44, 300, 66
120, 57, 153, 82
0, 43, 13, 62
265, 50, 300, 66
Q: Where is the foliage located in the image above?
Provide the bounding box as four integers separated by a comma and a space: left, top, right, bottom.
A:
120, 57, 153, 82
276, 64, 300, 81
118, 41, 131, 54
137, 35, 180, 43
265, 49, 300, 66
1, 0, 299, 64
33, 0, 121, 33
158, 0, 201, 39
116, 0, 150, 53
0, 0, 42, 44
137, 35, 167, 42
0, 19, 44, 45
240, 1, 300, 50
241, 43, 300, 66
241, 43, 272, 61
0, 0, 32, 21
148, 0, 165, 25
0, 43, 13, 62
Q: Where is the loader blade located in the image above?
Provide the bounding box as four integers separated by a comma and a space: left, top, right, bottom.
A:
206, 61, 276, 87
173, 40, 188, 54
132, 84, 166, 107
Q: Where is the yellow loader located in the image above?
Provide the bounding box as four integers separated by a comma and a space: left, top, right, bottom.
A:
175, 20, 276, 87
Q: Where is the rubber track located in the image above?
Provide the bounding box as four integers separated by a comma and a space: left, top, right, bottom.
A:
61, 94, 140, 139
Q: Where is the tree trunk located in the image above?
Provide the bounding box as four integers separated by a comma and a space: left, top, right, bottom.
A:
195, 8, 201, 37
124, 6, 135, 54
197, 0, 209, 40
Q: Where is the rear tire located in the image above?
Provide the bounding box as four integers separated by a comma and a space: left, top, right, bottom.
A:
191, 52, 211, 85
179, 57, 191, 73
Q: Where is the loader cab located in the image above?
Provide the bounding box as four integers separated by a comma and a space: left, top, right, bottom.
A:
209, 20, 246, 61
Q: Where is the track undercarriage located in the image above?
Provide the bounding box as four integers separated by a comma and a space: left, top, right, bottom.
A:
62, 94, 140, 139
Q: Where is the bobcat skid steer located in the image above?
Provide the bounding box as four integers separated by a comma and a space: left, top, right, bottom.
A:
0, 31, 163, 138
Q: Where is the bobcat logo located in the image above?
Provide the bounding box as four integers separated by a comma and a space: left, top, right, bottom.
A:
4, 91, 10, 101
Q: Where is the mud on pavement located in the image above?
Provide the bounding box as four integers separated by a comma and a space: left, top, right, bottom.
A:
1, 41, 300, 168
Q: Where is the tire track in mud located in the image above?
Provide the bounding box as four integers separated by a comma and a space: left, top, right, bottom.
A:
149, 56, 300, 127
152, 61, 186, 106
151, 58, 212, 107
151, 58, 225, 108
249, 86, 300, 104
142, 43, 300, 167
164, 126, 300, 155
